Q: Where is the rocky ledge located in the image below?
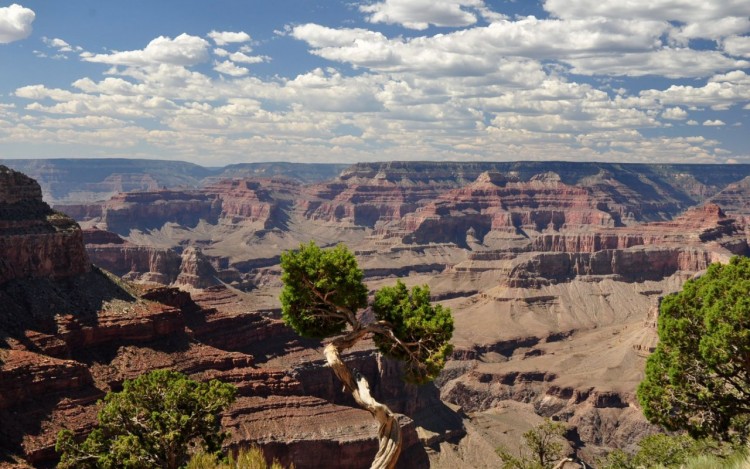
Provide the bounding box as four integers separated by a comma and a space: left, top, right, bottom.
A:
0, 166, 90, 284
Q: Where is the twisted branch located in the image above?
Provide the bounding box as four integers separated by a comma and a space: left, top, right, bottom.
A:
324, 330, 402, 469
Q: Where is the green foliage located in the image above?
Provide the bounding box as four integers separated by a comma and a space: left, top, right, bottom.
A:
187, 446, 292, 469
680, 449, 749, 469
598, 449, 633, 469
597, 433, 742, 469
496, 419, 567, 469
279, 242, 454, 384
280, 242, 368, 338
373, 281, 454, 383
56, 369, 237, 469
637, 256, 750, 443
633, 434, 705, 468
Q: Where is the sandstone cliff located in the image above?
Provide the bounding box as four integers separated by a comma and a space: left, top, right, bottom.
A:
0, 166, 90, 285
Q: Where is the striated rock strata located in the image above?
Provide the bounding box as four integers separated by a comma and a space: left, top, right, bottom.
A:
0, 166, 90, 285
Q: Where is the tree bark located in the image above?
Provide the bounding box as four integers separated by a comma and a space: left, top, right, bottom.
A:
324, 332, 402, 469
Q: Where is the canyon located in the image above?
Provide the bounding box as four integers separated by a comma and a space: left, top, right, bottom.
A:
1, 160, 750, 468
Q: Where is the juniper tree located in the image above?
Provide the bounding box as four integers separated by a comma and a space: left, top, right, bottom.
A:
279, 242, 454, 469
56, 369, 237, 469
637, 256, 750, 444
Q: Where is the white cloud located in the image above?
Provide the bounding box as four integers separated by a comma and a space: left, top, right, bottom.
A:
293, 19, 746, 79
229, 51, 267, 64
0, 3, 34, 44
544, 0, 750, 49
724, 35, 750, 57
43, 37, 74, 52
4, 16, 748, 166
208, 30, 251, 46
544, 0, 750, 24
360, 0, 490, 30
703, 119, 725, 126
671, 17, 750, 42
213, 60, 249, 77
83, 33, 209, 67
641, 70, 750, 110
40, 37, 83, 59
661, 106, 688, 120
566, 49, 749, 78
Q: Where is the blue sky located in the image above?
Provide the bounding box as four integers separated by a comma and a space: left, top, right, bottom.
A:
0, 0, 749, 165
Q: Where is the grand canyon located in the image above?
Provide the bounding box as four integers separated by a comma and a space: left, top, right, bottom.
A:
2, 159, 750, 468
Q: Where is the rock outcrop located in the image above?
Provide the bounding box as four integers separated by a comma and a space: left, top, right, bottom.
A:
94, 189, 222, 235
83, 228, 183, 284
0, 166, 90, 284
174, 247, 222, 289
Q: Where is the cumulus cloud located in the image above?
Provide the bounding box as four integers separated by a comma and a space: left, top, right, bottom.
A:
703, 119, 725, 126
213, 60, 249, 77
661, 107, 688, 120
4, 6, 748, 166
39, 37, 83, 60
724, 35, 750, 57
208, 30, 251, 46
293, 19, 745, 79
566, 49, 749, 78
360, 0, 493, 30
82, 33, 209, 67
544, 0, 750, 49
641, 70, 750, 110
670, 17, 750, 42
544, 0, 750, 24
0, 3, 34, 44
43, 37, 80, 52
229, 51, 267, 64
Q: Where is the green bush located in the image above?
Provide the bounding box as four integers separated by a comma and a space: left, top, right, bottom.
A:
597, 433, 745, 469
637, 257, 750, 443
496, 419, 568, 469
56, 369, 237, 469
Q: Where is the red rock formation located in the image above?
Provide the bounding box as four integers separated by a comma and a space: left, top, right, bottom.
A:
709, 175, 750, 216
300, 176, 442, 228
395, 171, 615, 247
0, 166, 90, 284
98, 189, 221, 234
83, 229, 182, 284
0, 349, 92, 409
204, 178, 299, 228
174, 247, 222, 289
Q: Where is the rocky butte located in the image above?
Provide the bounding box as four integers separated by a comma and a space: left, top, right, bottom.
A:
1, 160, 750, 467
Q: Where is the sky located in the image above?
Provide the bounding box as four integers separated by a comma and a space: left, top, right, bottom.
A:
0, 1, 749, 166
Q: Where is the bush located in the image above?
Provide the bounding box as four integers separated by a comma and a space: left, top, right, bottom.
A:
56, 369, 237, 469
496, 419, 568, 469
637, 257, 750, 443
597, 433, 744, 469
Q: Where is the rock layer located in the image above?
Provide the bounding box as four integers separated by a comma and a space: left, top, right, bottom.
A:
0, 166, 90, 285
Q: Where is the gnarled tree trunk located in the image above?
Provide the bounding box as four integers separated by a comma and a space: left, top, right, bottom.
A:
324, 331, 402, 469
